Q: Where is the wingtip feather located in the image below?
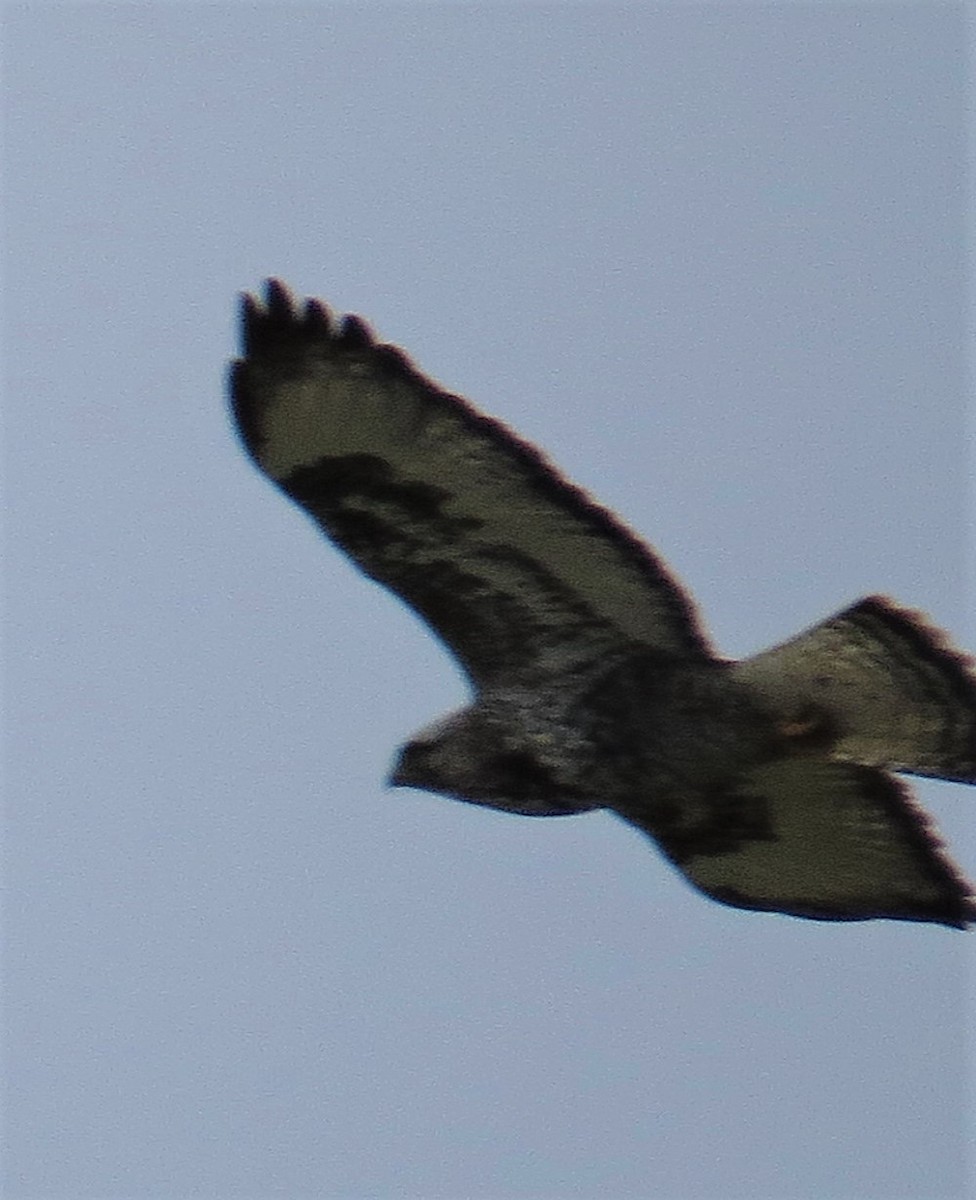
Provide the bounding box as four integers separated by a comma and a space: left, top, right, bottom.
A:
265, 277, 294, 316
338, 313, 375, 348
237, 280, 382, 361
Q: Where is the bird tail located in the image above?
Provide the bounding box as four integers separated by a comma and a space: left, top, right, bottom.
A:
731, 596, 976, 783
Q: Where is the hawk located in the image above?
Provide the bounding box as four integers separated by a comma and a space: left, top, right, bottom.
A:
231, 280, 976, 928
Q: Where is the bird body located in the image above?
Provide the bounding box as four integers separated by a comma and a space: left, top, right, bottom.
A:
393, 654, 769, 817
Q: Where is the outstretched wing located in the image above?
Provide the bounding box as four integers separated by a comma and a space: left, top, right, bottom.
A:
733, 595, 976, 783
231, 280, 711, 688
615, 759, 975, 928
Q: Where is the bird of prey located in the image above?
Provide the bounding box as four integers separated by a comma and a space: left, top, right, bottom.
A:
230, 279, 976, 928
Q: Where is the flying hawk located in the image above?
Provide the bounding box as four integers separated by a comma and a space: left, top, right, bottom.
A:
231, 280, 976, 928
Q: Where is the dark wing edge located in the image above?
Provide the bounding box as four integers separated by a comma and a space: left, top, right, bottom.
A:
230, 280, 714, 685
615, 758, 975, 928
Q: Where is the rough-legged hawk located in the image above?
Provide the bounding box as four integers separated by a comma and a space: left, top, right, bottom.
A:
231, 280, 976, 928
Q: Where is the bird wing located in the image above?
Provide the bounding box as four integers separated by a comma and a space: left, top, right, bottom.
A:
732, 596, 976, 783
230, 280, 711, 688
615, 758, 975, 927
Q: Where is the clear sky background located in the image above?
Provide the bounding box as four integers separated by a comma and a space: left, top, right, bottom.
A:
2, 4, 972, 1199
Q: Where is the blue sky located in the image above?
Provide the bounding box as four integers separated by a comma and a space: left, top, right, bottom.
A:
3, 4, 972, 1198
